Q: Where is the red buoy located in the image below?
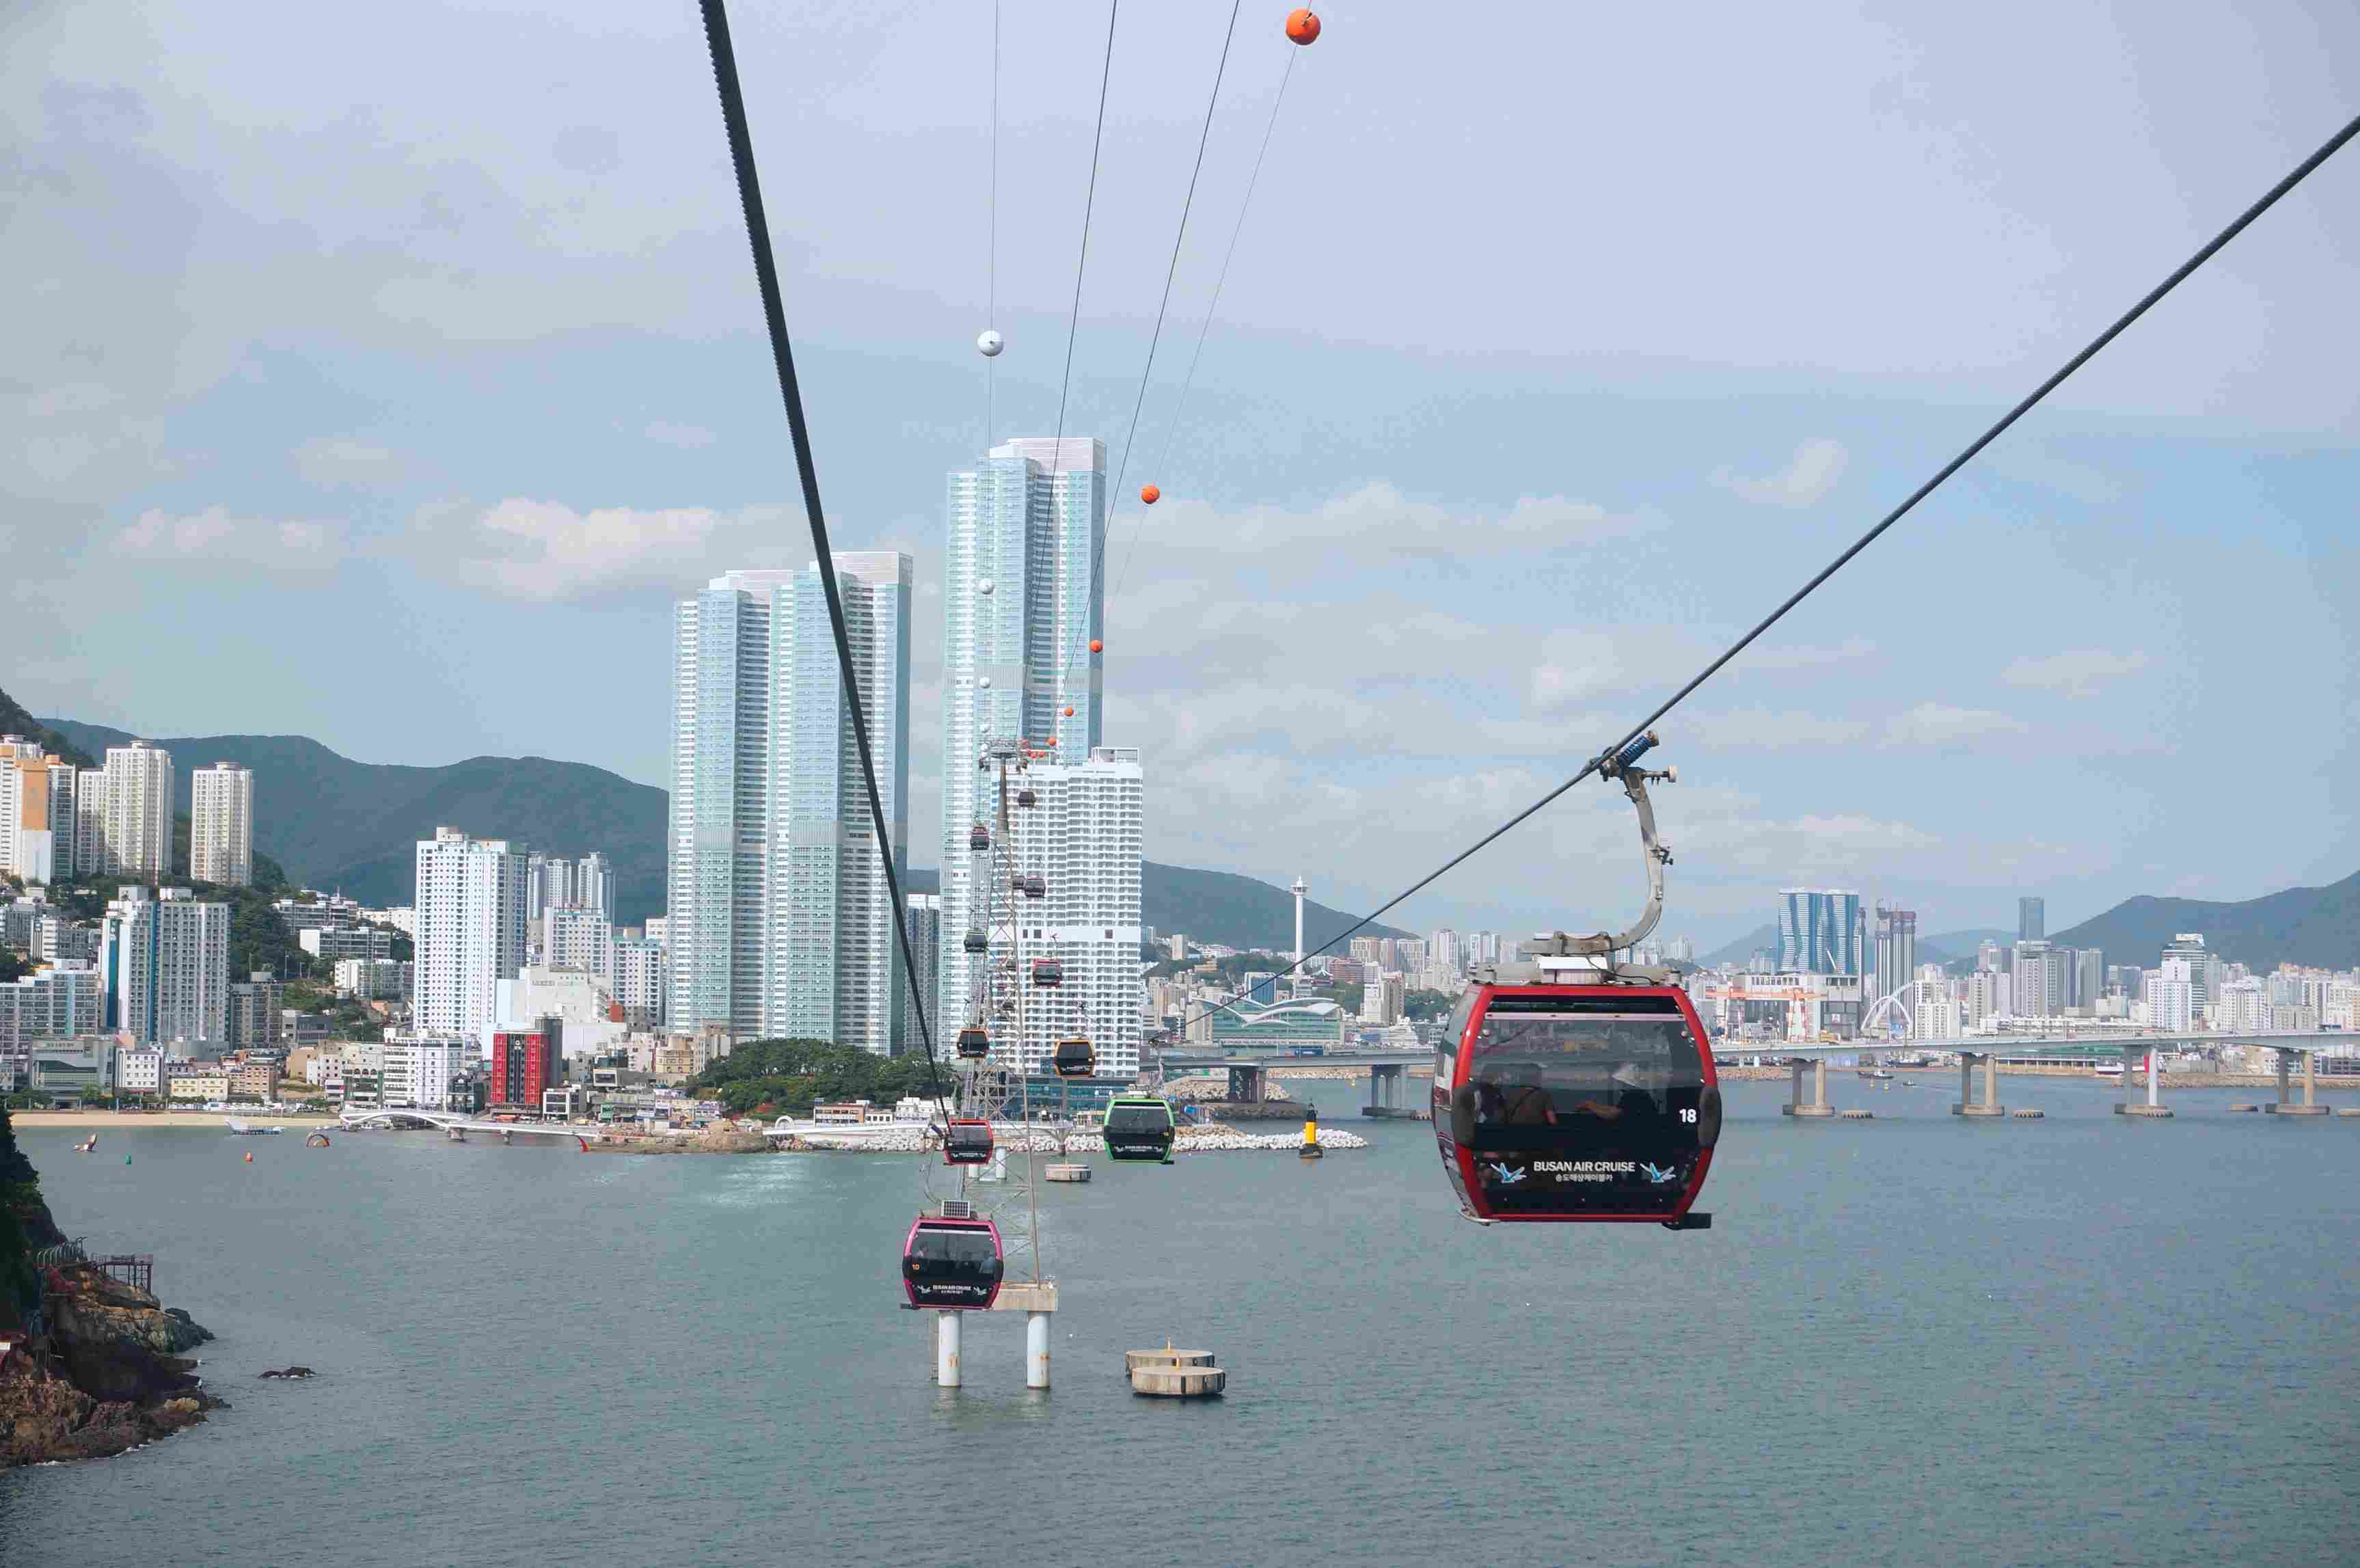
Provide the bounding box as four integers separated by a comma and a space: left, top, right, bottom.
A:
1139, 483, 1161, 505
1285, 8, 1320, 45
1088, 638, 1103, 653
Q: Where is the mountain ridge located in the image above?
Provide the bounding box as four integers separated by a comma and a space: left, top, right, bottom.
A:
37, 713, 1408, 949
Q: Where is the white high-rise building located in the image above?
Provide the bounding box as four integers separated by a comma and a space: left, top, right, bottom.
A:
575, 852, 615, 916
1007, 746, 1142, 1077
190, 761, 254, 886
613, 936, 667, 1029
666, 556, 912, 1053
100, 886, 229, 1055
938, 437, 1106, 1025
381, 1036, 470, 1111
81, 740, 175, 878
413, 827, 529, 1038
543, 906, 616, 979
526, 854, 575, 921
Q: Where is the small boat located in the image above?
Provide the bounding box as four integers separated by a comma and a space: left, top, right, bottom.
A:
1864, 1069, 1894, 1081
225, 1118, 284, 1135
74, 1134, 98, 1153
2093, 1062, 2124, 1079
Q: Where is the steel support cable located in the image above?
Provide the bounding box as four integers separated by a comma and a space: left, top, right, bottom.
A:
1114, 43, 1297, 604
1039, 0, 1122, 499
1148, 107, 2360, 1045
695, 0, 950, 1116
1094, 0, 1247, 616
985, 0, 1000, 452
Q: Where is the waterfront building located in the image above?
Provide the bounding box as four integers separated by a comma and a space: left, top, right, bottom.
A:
936, 437, 1106, 1033
0, 962, 106, 1072
1005, 745, 1142, 1078
666, 557, 912, 1055
100, 886, 230, 1055
80, 740, 176, 879
2018, 896, 2045, 941
413, 826, 530, 1039
115, 1046, 165, 1097
189, 761, 254, 886
1209, 997, 1346, 1051
382, 1035, 470, 1111
487, 1025, 559, 1109
1778, 889, 1862, 975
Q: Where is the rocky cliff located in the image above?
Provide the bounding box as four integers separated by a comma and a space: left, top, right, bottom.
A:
1, 1110, 223, 1466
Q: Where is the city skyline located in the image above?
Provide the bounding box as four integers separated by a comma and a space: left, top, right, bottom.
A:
8, 3, 2357, 948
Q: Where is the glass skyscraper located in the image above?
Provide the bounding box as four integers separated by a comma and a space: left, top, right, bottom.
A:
937, 437, 1107, 1027
1778, 888, 1862, 975
666, 557, 911, 1054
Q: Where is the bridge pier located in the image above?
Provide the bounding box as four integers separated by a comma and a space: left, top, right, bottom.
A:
1953, 1051, 2005, 1117
1782, 1057, 1835, 1118
2268, 1048, 2329, 1116
1226, 1064, 1265, 1107
2115, 1046, 2173, 1118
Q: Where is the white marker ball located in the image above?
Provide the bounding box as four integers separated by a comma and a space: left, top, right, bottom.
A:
977, 578, 994, 596
979, 676, 992, 689
977, 329, 1004, 357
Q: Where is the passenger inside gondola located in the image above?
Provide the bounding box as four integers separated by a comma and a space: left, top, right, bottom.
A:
1463, 1012, 1700, 1161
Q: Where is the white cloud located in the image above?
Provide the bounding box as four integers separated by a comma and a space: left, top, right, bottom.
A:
1713, 437, 1849, 507
1882, 701, 2030, 747
1743, 636, 1877, 671
2001, 647, 2150, 698
644, 421, 717, 449
110, 507, 344, 570
1147, 483, 1651, 565
294, 436, 406, 486
426, 498, 804, 601
1687, 708, 1875, 749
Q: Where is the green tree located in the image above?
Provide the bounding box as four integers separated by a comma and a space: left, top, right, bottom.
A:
685, 1038, 945, 1117
1404, 988, 1455, 1021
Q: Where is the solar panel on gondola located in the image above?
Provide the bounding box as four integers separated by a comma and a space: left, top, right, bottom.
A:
1430, 733, 1718, 1228
901, 1212, 1003, 1310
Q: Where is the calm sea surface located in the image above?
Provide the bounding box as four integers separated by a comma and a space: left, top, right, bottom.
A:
5, 1079, 2356, 1567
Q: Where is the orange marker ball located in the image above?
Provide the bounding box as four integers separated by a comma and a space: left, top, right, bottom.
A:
1285, 8, 1320, 45
1089, 638, 1103, 653
1063, 705, 1076, 718
1139, 483, 1160, 504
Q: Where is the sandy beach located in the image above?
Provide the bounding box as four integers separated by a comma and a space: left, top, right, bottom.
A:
9, 1109, 344, 1130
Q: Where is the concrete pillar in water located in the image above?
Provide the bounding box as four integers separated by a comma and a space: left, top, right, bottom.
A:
2304, 1049, 2317, 1107
1026, 1312, 1050, 1389
1984, 1052, 1998, 1109
2148, 1050, 2161, 1109
1960, 1055, 1973, 1107
1815, 1058, 1828, 1109
936, 1310, 962, 1388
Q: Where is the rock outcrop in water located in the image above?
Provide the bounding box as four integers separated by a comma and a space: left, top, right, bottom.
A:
0, 1107, 224, 1467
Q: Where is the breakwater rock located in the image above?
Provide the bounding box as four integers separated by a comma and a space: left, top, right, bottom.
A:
587, 1128, 772, 1155
2, 1262, 223, 1467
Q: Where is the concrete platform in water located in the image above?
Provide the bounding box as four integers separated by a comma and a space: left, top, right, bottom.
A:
1044, 1163, 1090, 1182
1127, 1345, 1225, 1398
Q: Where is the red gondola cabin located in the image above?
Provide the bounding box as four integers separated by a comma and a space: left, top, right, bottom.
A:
901, 1213, 1003, 1310
1433, 982, 1718, 1227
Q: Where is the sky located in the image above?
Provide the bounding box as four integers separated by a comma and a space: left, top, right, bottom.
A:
5, 1, 2358, 952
